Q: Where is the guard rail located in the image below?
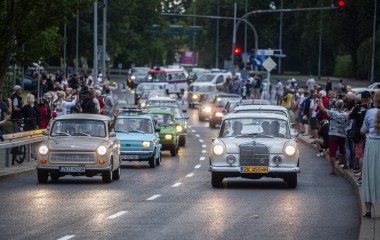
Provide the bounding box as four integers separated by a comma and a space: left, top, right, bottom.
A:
0, 129, 47, 167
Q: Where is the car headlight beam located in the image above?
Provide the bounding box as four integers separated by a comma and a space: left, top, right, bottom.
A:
192, 95, 198, 100
204, 106, 211, 113
142, 141, 151, 148
213, 144, 224, 156
176, 125, 183, 133
215, 112, 224, 117
284, 145, 296, 156
165, 134, 173, 140
97, 146, 107, 156
39, 145, 49, 155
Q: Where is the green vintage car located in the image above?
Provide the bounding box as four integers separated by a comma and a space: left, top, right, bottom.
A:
143, 109, 180, 156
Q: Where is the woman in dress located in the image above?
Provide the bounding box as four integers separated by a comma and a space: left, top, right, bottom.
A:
361, 89, 380, 217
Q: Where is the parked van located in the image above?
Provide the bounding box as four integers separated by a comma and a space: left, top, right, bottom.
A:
194, 72, 231, 91
147, 66, 188, 98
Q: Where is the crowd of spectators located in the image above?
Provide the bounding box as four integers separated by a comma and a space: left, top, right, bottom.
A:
0, 69, 115, 135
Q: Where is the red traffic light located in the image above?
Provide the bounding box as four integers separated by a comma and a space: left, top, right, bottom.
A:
234, 47, 242, 55
337, 0, 345, 7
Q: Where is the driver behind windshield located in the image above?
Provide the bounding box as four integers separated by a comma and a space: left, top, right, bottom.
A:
261, 121, 271, 135
232, 121, 243, 136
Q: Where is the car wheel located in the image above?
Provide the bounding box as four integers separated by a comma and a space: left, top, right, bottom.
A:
170, 145, 178, 157
179, 136, 186, 147
285, 173, 297, 188
199, 115, 204, 121
102, 168, 113, 183
149, 152, 156, 168
156, 152, 162, 166
112, 166, 121, 180
37, 170, 49, 184
211, 172, 223, 188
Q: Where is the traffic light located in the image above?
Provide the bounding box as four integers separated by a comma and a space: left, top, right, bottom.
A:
234, 47, 242, 66
337, 0, 345, 15
234, 47, 242, 55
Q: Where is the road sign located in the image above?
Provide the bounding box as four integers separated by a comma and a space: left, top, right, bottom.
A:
257, 49, 274, 56
262, 57, 277, 72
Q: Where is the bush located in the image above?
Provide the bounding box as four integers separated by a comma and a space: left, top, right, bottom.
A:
334, 55, 353, 78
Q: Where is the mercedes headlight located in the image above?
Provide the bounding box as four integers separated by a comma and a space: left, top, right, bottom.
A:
204, 106, 212, 113
176, 125, 183, 133
284, 145, 296, 156
140, 102, 146, 108
192, 95, 198, 100
215, 112, 224, 117
131, 75, 136, 80
213, 144, 224, 156
97, 146, 107, 156
142, 141, 151, 148
165, 134, 173, 140
38, 145, 49, 155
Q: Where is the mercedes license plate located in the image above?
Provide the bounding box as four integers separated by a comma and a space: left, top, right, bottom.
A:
59, 166, 85, 173
240, 166, 268, 173
120, 155, 139, 160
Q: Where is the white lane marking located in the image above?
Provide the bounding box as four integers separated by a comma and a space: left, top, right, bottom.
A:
107, 211, 128, 219
194, 165, 201, 169
146, 195, 161, 201
202, 145, 207, 148
191, 130, 196, 133
57, 236, 75, 240
202, 150, 206, 153
186, 173, 194, 177
188, 125, 192, 128
199, 139, 204, 142
172, 182, 182, 187
195, 134, 200, 137
200, 157, 205, 161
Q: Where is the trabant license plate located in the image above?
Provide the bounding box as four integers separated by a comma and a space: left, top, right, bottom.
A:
120, 155, 139, 160
59, 166, 85, 173
240, 166, 268, 173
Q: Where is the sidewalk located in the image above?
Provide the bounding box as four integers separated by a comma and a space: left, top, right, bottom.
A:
0, 149, 36, 181
298, 134, 380, 240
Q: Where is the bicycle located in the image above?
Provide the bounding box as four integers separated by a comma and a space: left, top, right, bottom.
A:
11, 119, 26, 165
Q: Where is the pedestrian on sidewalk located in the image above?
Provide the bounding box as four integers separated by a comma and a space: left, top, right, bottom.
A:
318, 99, 347, 175
360, 89, 380, 218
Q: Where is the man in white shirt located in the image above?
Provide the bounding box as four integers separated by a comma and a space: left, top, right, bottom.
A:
306, 75, 315, 91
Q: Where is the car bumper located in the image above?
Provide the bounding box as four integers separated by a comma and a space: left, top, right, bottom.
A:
209, 166, 300, 174
36, 166, 112, 175
161, 142, 175, 150
210, 116, 223, 124
120, 151, 154, 161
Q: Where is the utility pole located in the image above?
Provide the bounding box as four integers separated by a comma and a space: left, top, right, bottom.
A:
278, 0, 283, 74
317, 0, 322, 79
64, 22, 67, 77
192, 0, 196, 67
75, 9, 79, 74
231, 2, 237, 76
370, 0, 377, 83
94, 1, 98, 85
215, 0, 219, 68
244, 0, 247, 71
102, 0, 107, 84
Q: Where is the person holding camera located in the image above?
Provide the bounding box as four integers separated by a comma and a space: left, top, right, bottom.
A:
54, 91, 78, 117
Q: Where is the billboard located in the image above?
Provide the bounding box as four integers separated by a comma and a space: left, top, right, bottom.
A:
174, 51, 198, 66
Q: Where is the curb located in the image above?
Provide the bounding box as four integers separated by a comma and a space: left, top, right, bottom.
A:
0, 168, 36, 182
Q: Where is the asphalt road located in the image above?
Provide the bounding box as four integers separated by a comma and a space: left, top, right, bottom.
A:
0, 81, 360, 240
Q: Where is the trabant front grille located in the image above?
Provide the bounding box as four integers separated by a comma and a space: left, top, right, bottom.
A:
50, 154, 96, 163
239, 142, 269, 166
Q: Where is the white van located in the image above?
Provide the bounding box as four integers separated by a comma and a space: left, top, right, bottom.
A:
194, 72, 231, 91
147, 66, 187, 98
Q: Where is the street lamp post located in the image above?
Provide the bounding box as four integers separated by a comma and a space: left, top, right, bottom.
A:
278, 0, 283, 74
215, 0, 219, 68
102, 0, 107, 84
370, 0, 377, 83
93, 1, 98, 85
75, 9, 79, 74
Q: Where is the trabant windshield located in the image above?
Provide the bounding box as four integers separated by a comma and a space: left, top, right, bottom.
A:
137, 84, 162, 91
131, 68, 149, 75
51, 119, 106, 137
147, 100, 179, 107
148, 72, 167, 82
114, 118, 153, 134
215, 97, 240, 107
151, 114, 174, 126
234, 110, 288, 118
219, 118, 290, 139
149, 107, 183, 119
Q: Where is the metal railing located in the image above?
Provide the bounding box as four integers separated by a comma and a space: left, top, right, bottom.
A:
0, 129, 47, 167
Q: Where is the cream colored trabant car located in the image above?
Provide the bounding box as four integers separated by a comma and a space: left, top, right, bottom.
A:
36, 114, 120, 183
209, 112, 299, 188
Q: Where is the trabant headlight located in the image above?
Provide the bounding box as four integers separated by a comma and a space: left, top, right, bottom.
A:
176, 125, 183, 133
165, 134, 173, 140
97, 146, 107, 156
284, 145, 296, 157
213, 144, 224, 156
142, 141, 151, 148
215, 112, 224, 117
204, 106, 211, 113
140, 102, 146, 108
131, 75, 136, 80
192, 95, 198, 100
39, 145, 49, 155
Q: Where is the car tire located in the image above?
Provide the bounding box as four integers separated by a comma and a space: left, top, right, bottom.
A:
170, 145, 178, 157
189, 103, 193, 109
179, 136, 186, 147
112, 166, 121, 180
211, 172, 223, 188
285, 173, 297, 188
102, 169, 113, 183
50, 173, 60, 182
199, 115, 204, 121
156, 152, 162, 166
37, 170, 49, 184
149, 152, 156, 168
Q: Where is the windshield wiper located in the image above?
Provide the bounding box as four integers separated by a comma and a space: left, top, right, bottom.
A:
54, 132, 71, 136
241, 133, 274, 138
127, 130, 146, 134
72, 132, 91, 136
